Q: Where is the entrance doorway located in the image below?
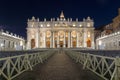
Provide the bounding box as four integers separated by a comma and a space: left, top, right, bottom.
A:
31, 39, 35, 48
60, 41, 63, 48
87, 39, 91, 47
46, 41, 50, 48
73, 41, 76, 48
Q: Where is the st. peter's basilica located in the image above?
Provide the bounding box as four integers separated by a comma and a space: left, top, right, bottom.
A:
26, 12, 95, 49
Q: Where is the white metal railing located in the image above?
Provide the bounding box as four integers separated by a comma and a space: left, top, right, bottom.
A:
0, 50, 55, 80
66, 50, 120, 80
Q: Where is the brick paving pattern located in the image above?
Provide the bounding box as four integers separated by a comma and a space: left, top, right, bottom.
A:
14, 51, 103, 80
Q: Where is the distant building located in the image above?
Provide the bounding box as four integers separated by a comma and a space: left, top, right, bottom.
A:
96, 8, 120, 50
0, 29, 25, 51
26, 11, 95, 49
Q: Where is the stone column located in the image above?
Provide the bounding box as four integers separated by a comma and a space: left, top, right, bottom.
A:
5, 40, 8, 51
1, 39, 3, 50
91, 31, 95, 49
4, 40, 8, 50
27, 31, 31, 49
71, 32, 73, 48
35, 30, 39, 48
53, 31, 55, 48
57, 32, 59, 48
83, 29, 87, 47
50, 31, 53, 48
44, 32, 46, 48
116, 39, 118, 50
0, 39, 2, 50
64, 31, 66, 48
77, 32, 79, 48
2, 39, 5, 51
9, 41, 11, 50
38, 30, 40, 48
68, 31, 70, 48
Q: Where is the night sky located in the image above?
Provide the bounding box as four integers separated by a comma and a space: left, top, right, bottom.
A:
0, 0, 120, 38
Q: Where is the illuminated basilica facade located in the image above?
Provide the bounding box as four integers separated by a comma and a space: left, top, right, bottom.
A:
26, 12, 95, 49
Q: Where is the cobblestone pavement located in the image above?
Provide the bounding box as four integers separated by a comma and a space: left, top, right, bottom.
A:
14, 51, 103, 80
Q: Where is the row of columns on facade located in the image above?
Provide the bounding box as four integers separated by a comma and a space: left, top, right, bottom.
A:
27, 29, 96, 49
0, 39, 21, 50
46, 31, 80, 48
34, 30, 93, 48
28, 29, 95, 49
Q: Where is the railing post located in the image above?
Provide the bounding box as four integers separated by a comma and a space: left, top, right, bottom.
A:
101, 57, 104, 77
112, 56, 120, 80
25, 54, 32, 70
18, 56, 21, 74
7, 57, 11, 80
76, 52, 80, 63
83, 53, 89, 69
